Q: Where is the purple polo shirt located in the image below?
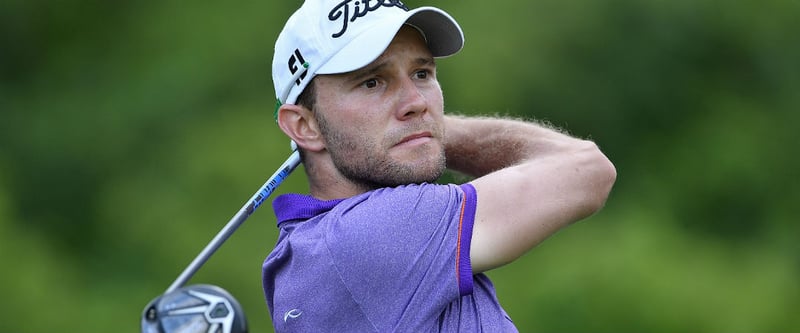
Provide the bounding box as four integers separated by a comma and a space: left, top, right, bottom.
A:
262, 183, 517, 332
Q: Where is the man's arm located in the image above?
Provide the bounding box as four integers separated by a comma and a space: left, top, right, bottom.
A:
444, 115, 617, 273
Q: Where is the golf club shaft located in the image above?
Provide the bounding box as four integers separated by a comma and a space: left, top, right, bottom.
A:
166, 149, 302, 293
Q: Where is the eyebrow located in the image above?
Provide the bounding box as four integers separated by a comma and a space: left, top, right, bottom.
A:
414, 57, 436, 67
347, 61, 388, 84
344, 56, 436, 83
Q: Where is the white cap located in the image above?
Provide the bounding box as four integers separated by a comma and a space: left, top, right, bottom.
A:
272, 0, 464, 110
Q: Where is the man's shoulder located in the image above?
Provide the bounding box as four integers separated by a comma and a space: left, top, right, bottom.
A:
275, 183, 468, 258
357, 182, 461, 203
321, 183, 466, 249
334, 183, 463, 218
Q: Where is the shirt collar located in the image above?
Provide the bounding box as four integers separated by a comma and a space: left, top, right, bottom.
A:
272, 193, 345, 225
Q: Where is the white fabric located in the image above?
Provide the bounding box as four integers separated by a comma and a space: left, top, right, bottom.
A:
273, 0, 464, 105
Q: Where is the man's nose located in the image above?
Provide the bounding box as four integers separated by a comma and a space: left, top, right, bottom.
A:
395, 78, 427, 120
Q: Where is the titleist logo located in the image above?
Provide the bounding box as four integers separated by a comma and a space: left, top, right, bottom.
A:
328, 0, 409, 38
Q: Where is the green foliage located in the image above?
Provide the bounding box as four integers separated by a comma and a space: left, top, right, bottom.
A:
1, 0, 797, 331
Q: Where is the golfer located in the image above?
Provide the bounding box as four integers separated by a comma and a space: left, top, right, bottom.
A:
263, 0, 617, 331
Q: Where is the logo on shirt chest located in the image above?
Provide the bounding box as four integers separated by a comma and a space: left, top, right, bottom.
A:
284, 308, 303, 322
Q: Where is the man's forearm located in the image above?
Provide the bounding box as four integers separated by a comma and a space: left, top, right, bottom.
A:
443, 115, 588, 177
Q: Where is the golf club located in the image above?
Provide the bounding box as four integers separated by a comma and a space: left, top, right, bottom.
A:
142, 145, 301, 333
141, 284, 247, 333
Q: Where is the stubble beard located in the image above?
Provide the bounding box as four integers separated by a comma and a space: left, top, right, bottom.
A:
316, 112, 446, 191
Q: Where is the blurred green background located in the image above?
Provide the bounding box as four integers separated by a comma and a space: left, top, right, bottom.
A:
1, 0, 798, 331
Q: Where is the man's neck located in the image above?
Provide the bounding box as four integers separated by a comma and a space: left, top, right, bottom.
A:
304, 153, 373, 200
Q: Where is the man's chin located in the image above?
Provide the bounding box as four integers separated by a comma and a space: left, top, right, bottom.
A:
394, 160, 446, 185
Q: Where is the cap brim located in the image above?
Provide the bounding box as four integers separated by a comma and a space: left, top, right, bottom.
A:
317, 7, 464, 75
406, 7, 464, 58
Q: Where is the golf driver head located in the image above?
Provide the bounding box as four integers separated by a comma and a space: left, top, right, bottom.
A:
141, 284, 247, 333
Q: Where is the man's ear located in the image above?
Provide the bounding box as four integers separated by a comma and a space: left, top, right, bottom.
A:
277, 104, 325, 152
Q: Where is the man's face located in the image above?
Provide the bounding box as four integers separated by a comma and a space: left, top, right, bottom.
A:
312, 25, 446, 189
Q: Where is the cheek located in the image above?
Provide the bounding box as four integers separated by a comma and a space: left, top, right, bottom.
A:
327, 96, 389, 134
425, 83, 444, 110
317, 104, 381, 148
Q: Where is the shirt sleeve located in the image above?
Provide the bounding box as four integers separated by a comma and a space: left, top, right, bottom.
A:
457, 183, 477, 296
322, 183, 478, 331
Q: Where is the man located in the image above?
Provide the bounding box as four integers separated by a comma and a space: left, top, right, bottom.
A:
263, 0, 616, 332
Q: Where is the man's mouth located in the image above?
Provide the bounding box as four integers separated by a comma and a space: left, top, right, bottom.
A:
395, 132, 433, 147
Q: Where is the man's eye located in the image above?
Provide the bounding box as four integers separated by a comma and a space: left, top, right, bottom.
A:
415, 70, 428, 79
363, 78, 378, 88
